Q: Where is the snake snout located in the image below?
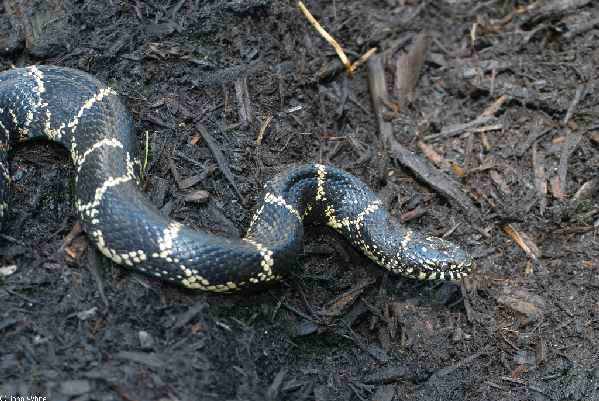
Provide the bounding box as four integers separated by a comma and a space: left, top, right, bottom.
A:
404, 235, 475, 280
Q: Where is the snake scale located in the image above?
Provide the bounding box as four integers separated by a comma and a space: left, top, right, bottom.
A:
0, 65, 475, 292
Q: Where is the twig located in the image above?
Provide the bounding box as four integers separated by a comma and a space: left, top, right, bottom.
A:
413, 352, 484, 389
197, 123, 244, 201
58, 221, 84, 251
298, 1, 375, 77
172, 150, 209, 168
298, 1, 351, 75
423, 115, 493, 141
478, 94, 507, 119
570, 179, 599, 210
256, 116, 273, 146
350, 47, 377, 73
502, 223, 541, 260
423, 95, 506, 141
167, 155, 183, 189
418, 142, 451, 170
515, 126, 552, 157
532, 142, 547, 214
0, 233, 25, 245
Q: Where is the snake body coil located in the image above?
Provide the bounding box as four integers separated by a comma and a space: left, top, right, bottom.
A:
0, 66, 474, 292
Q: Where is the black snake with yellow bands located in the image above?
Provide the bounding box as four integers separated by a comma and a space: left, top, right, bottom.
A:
0, 65, 475, 292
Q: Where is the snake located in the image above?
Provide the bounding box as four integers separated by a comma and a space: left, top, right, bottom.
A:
0, 65, 475, 292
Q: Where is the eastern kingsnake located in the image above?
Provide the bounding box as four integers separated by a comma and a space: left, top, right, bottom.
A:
0, 65, 475, 292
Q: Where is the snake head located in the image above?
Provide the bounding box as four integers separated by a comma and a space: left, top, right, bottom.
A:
395, 231, 476, 281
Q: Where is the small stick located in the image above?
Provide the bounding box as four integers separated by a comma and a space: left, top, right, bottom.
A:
532, 142, 547, 214
298, 1, 376, 77
423, 115, 493, 141
423, 95, 506, 141
350, 47, 377, 73
570, 179, 598, 209
564, 84, 584, 126
502, 223, 541, 260
58, 221, 84, 251
298, 1, 351, 76
378, 96, 399, 112
478, 94, 507, 119
473, 124, 504, 133
197, 124, 244, 201
443, 223, 461, 239
256, 116, 273, 146
463, 132, 474, 171
167, 155, 183, 189
515, 126, 552, 157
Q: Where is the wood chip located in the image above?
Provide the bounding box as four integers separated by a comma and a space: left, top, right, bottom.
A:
557, 130, 582, 191
189, 132, 202, 145
179, 164, 217, 189
490, 170, 510, 194
424, 95, 507, 141
64, 236, 90, 260
234, 75, 253, 123
496, 286, 546, 321
516, 126, 552, 157
502, 223, 542, 260
563, 84, 584, 126
266, 369, 287, 401
325, 277, 376, 314
395, 31, 427, 104
478, 94, 507, 119
138, 330, 154, 350
400, 206, 427, 223
173, 302, 207, 331
167, 155, 183, 189
532, 142, 547, 213
350, 47, 377, 73
182, 189, 209, 203
67, 307, 98, 321
424, 114, 493, 141
511, 364, 527, 378
418, 142, 452, 170
570, 179, 598, 207
549, 175, 564, 201
0, 265, 17, 277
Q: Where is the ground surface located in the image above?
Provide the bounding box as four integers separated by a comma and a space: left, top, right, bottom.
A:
1, 0, 598, 400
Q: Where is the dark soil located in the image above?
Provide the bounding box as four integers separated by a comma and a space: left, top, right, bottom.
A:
1, 1, 599, 400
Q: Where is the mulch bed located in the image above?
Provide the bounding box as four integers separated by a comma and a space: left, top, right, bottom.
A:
1, 1, 598, 400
